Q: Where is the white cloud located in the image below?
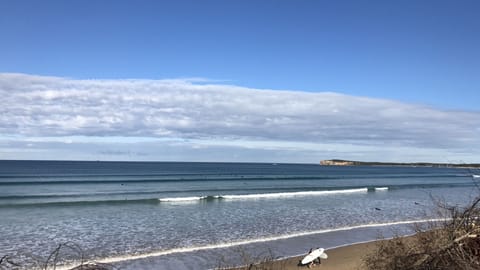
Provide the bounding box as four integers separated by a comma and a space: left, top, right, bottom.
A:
1, 73, 479, 162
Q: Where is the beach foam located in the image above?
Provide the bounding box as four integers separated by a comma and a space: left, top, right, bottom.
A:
157, 188, 369, 203
220, 188, 368, 199
158, 196, 210, 202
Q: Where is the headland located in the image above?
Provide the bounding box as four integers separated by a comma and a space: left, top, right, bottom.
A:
320, 159, 480, 168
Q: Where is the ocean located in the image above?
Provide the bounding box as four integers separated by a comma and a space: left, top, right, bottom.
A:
0, 160, 477, 269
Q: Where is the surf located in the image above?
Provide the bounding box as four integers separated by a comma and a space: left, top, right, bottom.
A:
157, 188, 370, 203
219, 188, 369, 200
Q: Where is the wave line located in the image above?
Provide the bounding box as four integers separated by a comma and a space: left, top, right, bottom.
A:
220, 188, 368, 200
156, 188, 369, 203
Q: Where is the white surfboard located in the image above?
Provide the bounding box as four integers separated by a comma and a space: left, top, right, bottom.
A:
320, 252, 328, 259
301, 248, 325, 264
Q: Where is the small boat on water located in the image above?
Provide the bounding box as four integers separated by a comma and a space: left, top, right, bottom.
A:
473, 174, 480, 179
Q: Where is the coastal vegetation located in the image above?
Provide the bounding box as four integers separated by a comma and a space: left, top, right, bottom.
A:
364, 187, 480, 269
0, 242, 114, 270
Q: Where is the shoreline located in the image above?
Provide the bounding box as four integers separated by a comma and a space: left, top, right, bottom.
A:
107, 220, 422, 267
230, 240, 382, 270
13, 220, 426, 270
64, 222, 424, 270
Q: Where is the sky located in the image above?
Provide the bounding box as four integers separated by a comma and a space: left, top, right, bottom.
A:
0, 0, 479, 163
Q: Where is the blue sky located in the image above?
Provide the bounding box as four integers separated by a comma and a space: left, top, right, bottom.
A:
1, 1, 479, 163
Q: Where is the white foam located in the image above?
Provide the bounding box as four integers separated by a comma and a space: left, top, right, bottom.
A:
375, 187, 389, 191
157, 189, 368, 203
53, 218, 447, 269
158, 196, 207, 202
221, 188, 368, 200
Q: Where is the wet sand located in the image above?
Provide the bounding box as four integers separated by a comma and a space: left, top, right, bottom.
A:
231, 240, 379, 270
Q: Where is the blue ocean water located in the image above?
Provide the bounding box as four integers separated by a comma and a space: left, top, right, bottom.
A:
0, 160, 477, 269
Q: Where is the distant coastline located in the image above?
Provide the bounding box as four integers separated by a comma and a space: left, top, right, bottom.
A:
320, 159, 480, 168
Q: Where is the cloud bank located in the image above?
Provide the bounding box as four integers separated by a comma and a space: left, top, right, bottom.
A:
1, 73, 479, 162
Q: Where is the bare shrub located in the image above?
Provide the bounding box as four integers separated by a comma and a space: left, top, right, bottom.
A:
0, 255, 21, 269
364, 195, 480, 270
1, 242, 116, 270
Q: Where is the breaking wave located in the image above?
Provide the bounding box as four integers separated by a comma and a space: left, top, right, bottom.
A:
158, 188, 369, 202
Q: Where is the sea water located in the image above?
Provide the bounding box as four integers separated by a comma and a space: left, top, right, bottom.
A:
0, 160, 477, 269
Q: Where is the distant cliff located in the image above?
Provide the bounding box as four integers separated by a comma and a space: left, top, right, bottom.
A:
319, 159, 480, 168
320, 159, 355, 166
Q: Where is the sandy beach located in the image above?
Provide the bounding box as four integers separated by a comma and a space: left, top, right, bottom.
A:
231, 240, 379, 270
